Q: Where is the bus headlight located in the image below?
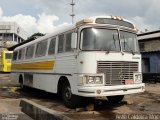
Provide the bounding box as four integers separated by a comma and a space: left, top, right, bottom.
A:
134, 73, 142, 83
84, 75, 103, 84
95, 76, 102, 84
88, 76, 95, 84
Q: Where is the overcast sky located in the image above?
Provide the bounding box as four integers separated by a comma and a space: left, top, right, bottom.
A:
0, 0, 159, 36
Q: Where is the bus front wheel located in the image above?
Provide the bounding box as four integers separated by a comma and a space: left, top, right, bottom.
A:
107, 95, 124, 103
62, 82, 81, 109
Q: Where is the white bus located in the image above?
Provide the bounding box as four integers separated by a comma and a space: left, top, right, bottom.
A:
11, 16, 145, 108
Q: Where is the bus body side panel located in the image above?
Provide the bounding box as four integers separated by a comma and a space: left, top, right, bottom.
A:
33, 74, 76, 94
55, 53, 77, 74
55, 52, 78, 94
11, 52, 77, 94
33, 74, 59, 93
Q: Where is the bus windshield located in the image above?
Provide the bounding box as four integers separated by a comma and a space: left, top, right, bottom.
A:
81, 28, 120, 51
120, 31, 139, 53
81, 28, 139, 53
5, 53, 13, 59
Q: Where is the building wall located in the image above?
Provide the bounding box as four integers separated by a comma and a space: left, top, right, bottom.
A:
139, 39, 160, 52
0, 22, 28, 48
142, 52, 160, 73
0, 22, 27, 40
138, 31, 160, 75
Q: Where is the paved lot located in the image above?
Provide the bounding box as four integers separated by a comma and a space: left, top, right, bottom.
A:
0, 74, 32, 120
0, 73, 160, 120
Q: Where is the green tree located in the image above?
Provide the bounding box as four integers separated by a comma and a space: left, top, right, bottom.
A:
27, 32, 45, 41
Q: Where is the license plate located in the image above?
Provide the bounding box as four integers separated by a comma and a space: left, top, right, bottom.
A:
125, 79, 134, 84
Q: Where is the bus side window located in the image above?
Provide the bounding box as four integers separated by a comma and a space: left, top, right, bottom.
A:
58, 34, 64, 53
26, 45, 35, 59
65, 32, 72, 52
13, 51, 18, 61
35, 40, 48, 57
48, 38, 56, 55
18, 48, 25, 60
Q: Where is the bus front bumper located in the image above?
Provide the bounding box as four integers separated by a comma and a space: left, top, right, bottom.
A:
77, 83, 145, 97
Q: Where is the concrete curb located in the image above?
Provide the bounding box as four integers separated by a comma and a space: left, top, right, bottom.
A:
20, 99, 72, 120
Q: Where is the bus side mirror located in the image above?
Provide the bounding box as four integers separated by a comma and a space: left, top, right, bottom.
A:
71, 33, 77, 49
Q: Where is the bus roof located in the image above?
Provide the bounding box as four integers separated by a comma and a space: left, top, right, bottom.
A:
10, 15, 136, 51
2, 50, 13, 53
9, 24, 75, 51
76, 16, 136, 29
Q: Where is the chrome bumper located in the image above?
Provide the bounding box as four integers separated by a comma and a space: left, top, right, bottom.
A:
77, 83, 145, 97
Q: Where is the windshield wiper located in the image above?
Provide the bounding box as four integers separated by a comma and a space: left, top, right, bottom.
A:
97, 45, 111, 54
105, 44, 112, 54
122, 36, 135, 55
105, 34, 117, 54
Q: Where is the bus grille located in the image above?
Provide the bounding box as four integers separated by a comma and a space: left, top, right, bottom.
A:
97, 61, 138, 85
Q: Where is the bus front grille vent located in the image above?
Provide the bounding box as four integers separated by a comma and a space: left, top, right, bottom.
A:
97, 61, 138, 85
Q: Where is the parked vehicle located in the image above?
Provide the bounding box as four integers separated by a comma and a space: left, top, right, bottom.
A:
0, 50, 13, 72
11, 16, 145, 108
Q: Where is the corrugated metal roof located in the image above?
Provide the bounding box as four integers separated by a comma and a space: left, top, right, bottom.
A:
138, 31, 160, 41
140, 49, 160, 53
138, 30, 160, 36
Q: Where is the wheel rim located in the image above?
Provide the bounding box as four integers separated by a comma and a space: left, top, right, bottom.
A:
65, 87, 72, 100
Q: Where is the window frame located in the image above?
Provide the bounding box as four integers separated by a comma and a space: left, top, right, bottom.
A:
80, 27, 120, 51
18, 48, 25, 60
13, 51, 18, 61
65, 32, 72, 52
48, 37, 56, 55
58, 34, 65, 53
139, 42, 145, 52
25, 44, 35, 59
35, 40, 48, 57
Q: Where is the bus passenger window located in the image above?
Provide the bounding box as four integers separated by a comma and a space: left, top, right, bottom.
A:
35, 40, 47, 57
58, 35, 64, 53
65, 33, 72, 52
26, 45, 35, 59
13, 51, 18, 60
18, 48, 25, 60
48, 38, 56, 55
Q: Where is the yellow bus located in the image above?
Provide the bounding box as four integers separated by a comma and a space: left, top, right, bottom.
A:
0, 50, 13, 72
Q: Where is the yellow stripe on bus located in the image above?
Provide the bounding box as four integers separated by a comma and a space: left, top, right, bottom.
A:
11, 61, 55, 70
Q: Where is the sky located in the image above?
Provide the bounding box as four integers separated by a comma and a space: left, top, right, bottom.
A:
0, 0, 159, 36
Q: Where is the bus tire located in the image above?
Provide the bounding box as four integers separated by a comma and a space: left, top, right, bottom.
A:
107, 95, 124, 103
19, 75, 24, 89
62, 81, 81, 109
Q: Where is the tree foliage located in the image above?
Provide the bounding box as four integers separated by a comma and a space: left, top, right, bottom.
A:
27, 32, 45, 41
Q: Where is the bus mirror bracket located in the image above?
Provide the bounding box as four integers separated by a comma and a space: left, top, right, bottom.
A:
71, 33, 77, 49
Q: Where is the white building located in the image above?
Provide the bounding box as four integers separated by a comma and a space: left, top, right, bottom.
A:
0, 22, 27, 48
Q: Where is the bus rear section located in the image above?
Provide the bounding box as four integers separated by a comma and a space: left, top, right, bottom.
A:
0, 50, 13, 72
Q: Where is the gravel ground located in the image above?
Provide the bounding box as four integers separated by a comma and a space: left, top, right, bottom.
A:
0, 73, 160, 120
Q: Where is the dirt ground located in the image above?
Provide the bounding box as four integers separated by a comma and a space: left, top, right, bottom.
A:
0, 74, 160, 120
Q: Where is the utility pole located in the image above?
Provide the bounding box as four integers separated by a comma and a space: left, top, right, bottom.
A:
70, 0, 75, 24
